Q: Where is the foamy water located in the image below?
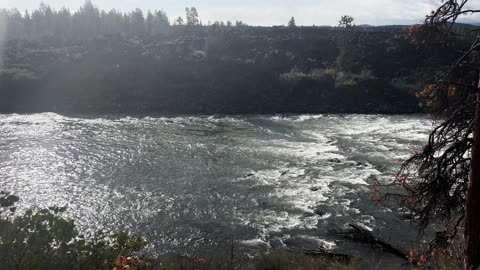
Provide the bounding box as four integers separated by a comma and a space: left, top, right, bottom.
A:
0, 113, 432, 256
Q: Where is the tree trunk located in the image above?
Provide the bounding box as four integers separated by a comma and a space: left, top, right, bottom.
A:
465, 75, 480, 270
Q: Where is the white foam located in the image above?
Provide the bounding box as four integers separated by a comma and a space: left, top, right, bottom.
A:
241, 238, 270, 248
269, 114, 325, 122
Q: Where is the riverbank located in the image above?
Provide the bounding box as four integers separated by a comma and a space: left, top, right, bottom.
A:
0, 197, 463, 270
0, 193, 359, 270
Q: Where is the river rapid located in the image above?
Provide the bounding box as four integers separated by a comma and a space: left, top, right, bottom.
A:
0, 113, 432, 261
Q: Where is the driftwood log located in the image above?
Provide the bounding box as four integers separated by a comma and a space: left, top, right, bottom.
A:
348, 224, 408, 260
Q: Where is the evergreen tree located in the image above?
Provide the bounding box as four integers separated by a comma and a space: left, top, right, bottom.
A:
338, 15, 354, 28
0, 2, 241, 39
23, 10, 31, 37
288, 16, 296, 28
174, 16, 184, 26
130, 8, 145, 35
185, 7, 199, 26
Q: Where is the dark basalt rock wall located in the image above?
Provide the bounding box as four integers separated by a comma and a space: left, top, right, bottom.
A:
0, 26, 463, 114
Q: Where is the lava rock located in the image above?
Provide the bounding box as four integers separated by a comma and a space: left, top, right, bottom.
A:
327, 158, 342, 163
269, 237, 285, 249
0, 195, 19, 208
283, 236, 325, 250
303, 212, 316, 217
400, 212, 415, 220
314, 207, 326, 216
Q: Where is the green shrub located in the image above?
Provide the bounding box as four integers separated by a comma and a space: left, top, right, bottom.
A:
0, 205, 145, 270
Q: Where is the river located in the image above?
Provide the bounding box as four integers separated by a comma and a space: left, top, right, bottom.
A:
0, 113, 432, 260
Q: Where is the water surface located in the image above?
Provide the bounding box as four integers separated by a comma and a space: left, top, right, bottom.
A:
0, 113, 432, 257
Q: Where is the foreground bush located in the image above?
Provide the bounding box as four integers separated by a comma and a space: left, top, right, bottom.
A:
0, 205, 145, 270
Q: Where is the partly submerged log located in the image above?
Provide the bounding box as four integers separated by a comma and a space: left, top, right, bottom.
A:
347, 224, 408, 260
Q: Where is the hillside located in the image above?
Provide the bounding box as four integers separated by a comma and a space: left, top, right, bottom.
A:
0, 25, 465, 114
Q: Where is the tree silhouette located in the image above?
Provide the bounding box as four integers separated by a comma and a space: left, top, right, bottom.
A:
0, 1, 176, 39
185, 7, 199, 26
174, 16, 184, 26
288, 16, 296, 28
338, 15, 354, 28
381, 1, 480, 268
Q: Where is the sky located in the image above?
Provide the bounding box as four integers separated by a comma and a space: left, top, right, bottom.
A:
1, 0, 480, 26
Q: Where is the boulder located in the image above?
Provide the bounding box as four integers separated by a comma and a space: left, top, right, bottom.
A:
0, 195, 20, 208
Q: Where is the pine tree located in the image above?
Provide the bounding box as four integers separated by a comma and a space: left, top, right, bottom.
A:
288, 16, 296, 28
174, 16, 184, 26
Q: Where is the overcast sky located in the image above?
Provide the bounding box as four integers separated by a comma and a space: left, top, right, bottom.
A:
1, 0, 480, 26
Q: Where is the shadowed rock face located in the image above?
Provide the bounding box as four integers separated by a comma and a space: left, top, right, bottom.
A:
0, 27, 464, 114
0, 193, 19, 208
